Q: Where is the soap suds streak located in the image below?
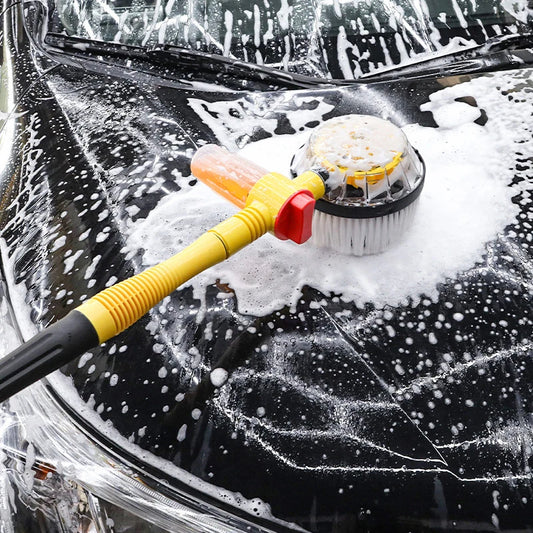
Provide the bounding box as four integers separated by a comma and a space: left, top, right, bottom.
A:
51, 0, 532, 80
209, 426, 533, 482
394, 340, 533, 394
213, 369, 446, 466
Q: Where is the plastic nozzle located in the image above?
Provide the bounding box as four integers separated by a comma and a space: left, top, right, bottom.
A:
191, 145, 269, 208
192, 144, 326, 244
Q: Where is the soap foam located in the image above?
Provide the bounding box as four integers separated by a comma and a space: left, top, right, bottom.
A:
127, 103, 518, 315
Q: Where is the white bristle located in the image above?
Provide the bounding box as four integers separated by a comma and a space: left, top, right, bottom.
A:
311, 199, 420, 256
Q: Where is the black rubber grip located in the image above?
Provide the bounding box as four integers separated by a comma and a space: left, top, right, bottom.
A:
0, 310, 99, 403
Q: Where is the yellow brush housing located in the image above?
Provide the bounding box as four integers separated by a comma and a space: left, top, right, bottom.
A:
322, 152, 403, 186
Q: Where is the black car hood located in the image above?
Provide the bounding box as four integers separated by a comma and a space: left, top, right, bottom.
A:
1, 5, 532, 532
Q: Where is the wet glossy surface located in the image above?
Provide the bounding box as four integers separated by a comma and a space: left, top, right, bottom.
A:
1, 1, 533, 531
51, 0, 532, 78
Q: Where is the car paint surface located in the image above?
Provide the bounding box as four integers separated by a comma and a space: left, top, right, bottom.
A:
0, 1, 532, 531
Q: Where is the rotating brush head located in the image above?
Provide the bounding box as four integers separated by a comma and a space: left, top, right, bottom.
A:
291, 114, 425, 256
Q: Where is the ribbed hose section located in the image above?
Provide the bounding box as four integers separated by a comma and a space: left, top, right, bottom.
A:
78, 205, 271, 343
100, 206, 269, 332
89, 263, 177, 334
210, 202, 271, 256
77, 231, 229, 342
234, 204, 269, 241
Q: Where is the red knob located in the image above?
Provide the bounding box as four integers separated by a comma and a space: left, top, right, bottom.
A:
274, 190, 316, 244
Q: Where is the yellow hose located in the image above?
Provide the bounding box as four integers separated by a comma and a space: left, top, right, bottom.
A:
76, 201, 272, 343
76, 146, 325, 344
0, 146, 327, 403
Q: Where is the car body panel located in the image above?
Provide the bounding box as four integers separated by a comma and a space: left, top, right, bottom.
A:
0, 1, 532, 531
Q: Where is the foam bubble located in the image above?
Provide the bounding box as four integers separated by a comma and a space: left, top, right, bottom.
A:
210, 368, 229, 387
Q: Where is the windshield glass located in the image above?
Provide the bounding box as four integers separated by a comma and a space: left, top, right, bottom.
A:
49, 0, 533, 78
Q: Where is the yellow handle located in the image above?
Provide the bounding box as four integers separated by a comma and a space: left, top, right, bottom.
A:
75, 167, 325, 344
76, 202, 272, 343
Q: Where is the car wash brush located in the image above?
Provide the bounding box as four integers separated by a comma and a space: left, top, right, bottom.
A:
0, 114, 425, 401
0, 148, 328, 402
291, 114, 425, 256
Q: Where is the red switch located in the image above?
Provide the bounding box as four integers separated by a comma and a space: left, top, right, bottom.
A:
274, 190, 316, 244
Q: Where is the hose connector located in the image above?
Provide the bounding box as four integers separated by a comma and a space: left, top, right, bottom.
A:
191, 144, 326, 244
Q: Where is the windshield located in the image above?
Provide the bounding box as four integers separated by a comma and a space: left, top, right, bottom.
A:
49, 0, 533, 78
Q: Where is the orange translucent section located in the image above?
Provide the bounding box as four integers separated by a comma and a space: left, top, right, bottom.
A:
191, 145, 268, 208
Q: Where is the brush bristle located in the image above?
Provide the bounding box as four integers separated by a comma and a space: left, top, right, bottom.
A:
311, 199, 420, 256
